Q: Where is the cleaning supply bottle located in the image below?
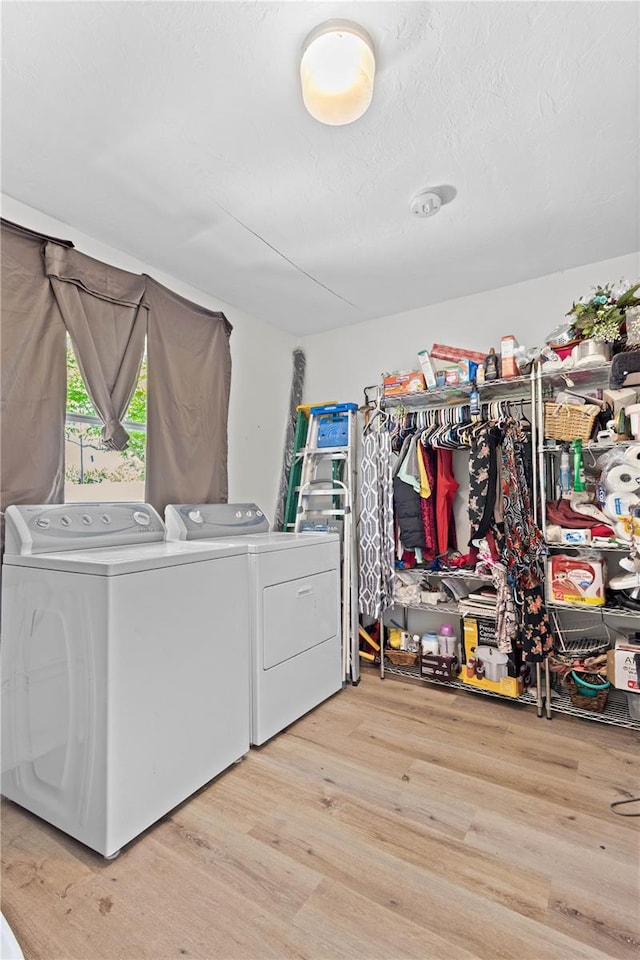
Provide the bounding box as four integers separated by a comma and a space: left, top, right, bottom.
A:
572, 438, 586, 492
559, 443, 572, 497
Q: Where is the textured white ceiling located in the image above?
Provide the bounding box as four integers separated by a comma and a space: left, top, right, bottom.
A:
2, 1, 638, 335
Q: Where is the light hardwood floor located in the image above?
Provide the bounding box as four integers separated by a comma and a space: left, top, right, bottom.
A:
2, 670, 639, 960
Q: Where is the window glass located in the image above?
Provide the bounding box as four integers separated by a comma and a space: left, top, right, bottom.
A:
64, 337, 147, 502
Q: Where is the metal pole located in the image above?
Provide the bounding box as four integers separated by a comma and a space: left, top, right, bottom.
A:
544, 659, 552, 720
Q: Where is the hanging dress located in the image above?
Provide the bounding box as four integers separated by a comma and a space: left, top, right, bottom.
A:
501, 422, 553, 662
359, 427, 395, 619
435, 448, 459, 555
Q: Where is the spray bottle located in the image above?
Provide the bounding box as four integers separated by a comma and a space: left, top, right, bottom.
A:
572, 438, 586, 492
559, 443, 572, 497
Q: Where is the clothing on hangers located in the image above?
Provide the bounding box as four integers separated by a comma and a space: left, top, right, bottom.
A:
501, 421, 553, 662
468, 422, 502, 547
435, 449, 459, 555
419, 440, 438, 561
359, 423, 395, 619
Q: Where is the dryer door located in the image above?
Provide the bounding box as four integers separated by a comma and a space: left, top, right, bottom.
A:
263, 569, 338, 668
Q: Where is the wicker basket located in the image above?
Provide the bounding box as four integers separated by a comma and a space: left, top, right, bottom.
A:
544, 402, 600, 442
565, 676, 610, 712
385, 649, 419, 666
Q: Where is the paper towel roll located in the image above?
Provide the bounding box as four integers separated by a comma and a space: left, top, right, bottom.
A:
603, 463, 640, 493
604, 491, 640, 520
624, 444, 640, 466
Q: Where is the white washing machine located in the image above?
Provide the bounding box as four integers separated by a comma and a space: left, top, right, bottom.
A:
1, 502, 250, 858
165, 503, 342, 745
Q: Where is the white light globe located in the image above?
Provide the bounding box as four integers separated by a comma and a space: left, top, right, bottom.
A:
301, 20, 375, 126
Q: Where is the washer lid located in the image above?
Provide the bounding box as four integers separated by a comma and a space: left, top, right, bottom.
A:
3, 539, 247, 575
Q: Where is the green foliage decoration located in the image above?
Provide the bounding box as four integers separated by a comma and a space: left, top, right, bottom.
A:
566, 281, 640, 342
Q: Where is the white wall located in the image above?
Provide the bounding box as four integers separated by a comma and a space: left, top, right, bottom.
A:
1, 195, 297, 520
301, 252, 640, 405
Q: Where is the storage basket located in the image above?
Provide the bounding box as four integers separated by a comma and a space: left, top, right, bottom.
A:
544, 402, 600, 442
565, 675, 610, 712
385, 649, 419, 666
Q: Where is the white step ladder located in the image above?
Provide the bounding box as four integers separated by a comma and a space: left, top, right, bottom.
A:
294, 403, 360, 684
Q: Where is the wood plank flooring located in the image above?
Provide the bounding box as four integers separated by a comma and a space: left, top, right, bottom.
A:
2, 670, 639, 960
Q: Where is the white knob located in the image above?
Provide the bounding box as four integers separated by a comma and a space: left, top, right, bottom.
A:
256, 510, 263, 518
235, 511, 242, 518
133, 511, 151, 526
60, 515, 71, 527
246, 510, 253, 517
35, 517, 50, 529
188, 510, 203, 524
81, 515, 93, 525
101, 514, 112, 524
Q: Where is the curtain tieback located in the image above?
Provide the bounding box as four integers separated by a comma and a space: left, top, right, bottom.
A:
102, 419, 130, 451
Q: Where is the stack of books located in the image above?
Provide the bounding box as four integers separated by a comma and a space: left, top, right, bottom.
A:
458, 586, 497, 620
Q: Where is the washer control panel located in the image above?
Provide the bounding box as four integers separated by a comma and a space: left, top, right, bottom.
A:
165, 503, 270, 540
4, 503, 165, 555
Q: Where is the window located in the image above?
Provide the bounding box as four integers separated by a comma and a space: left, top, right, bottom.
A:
64, 337, 147, 502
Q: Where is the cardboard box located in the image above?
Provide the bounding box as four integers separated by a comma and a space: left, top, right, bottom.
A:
462, 617, 523, 698
431, 343, 487, 364
457, 359, 479, 384
420, 653, 459, 682
612, 640, 640, 692
501, 335, 520, 378
383, 371, 426, 396
417, 350, 437, 389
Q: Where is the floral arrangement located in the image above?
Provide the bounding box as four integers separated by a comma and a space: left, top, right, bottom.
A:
566, 280, 640, 342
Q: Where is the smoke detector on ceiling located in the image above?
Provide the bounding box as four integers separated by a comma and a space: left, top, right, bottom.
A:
410, 190, 442, 218
410, 185, 456, 219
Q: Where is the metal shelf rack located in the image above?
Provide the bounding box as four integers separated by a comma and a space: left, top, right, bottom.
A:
382, 660, 640, 730
375, 359, 640, 729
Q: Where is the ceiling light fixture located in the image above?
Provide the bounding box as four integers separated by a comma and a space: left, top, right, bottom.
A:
300, 20, 375, 126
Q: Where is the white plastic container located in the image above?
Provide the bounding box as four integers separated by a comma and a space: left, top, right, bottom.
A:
438, 623, 458, 657
420, 632, 439, 655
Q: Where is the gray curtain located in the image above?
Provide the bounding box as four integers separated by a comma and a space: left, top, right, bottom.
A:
44, 244, 148, 451
1, 221, 69, 521
144, 276, 232, 514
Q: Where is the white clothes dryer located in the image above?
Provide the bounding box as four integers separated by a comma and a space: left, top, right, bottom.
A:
165, 503, 342, 745
1, 502, 250, 858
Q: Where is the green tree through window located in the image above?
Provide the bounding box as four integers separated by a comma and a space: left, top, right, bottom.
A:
65, 339, 147, 485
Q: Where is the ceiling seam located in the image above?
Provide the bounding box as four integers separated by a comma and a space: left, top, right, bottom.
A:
213, 200, 360, 310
